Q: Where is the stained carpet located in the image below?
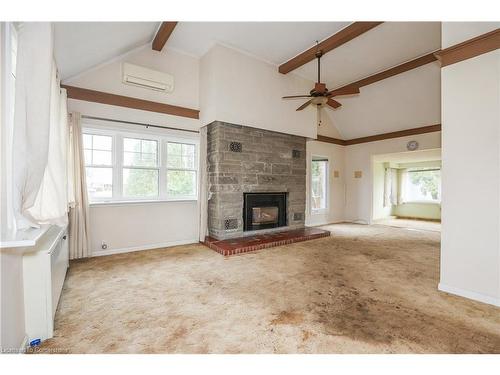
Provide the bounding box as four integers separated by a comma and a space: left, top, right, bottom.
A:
38, 224, 500, 354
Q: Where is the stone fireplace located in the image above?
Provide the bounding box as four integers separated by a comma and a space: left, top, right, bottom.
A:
206, 121, 306, 240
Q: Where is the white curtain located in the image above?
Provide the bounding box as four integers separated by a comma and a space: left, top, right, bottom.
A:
12, 23, 54, 230
390, 168, 398, 206
68, 112, 91, 259
383, 167, 399, 207
198, 126, 208, 242
25, 65, 69, 225
383, 167, 391, 207
398, 169, 407, 205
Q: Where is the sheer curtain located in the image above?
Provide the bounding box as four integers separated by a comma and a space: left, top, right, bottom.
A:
12, 23, 54, 230
26, 65, 69, 225
198, 126, 208, 242
68, 112, 91, 259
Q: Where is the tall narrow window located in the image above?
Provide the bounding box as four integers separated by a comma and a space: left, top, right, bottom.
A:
166, 142, 197, 198
83, 134, 113, 200
123, 137, 159, 198
311, 158, 328, 211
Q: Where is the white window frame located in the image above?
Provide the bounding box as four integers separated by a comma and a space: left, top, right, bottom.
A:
82, 122, 199, 204
310, 156, 329, 214
165, 141, 198, 200
403, 168, 442, 204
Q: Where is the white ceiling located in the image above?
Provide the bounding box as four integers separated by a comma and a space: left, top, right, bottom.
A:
294, 22, 441, 89
167, 22, 350, 63
54, 22, 350, 80
54, 22, 159, 80
54, 21, 442, 139
321, 62, 441, 140
55, 21, 440, 89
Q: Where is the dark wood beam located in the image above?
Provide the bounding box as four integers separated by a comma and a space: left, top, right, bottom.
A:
316, 124, 441, 146
278, 22, 383, 74
344, 124, 442, 145
62, 85, 199, 119
435, 28, 500, 67
332, 51, 439, 93
152, 22, 178, 51
316, 135, 346, 146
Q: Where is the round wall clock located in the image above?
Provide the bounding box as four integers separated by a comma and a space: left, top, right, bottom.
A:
407, 140, 419, 151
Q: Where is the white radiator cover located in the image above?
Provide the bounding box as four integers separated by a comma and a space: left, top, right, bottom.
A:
23, 225, 69, 343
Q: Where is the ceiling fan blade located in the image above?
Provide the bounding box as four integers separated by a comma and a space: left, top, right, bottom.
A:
327, 86, 360, 97
283, 95, 312, 99
327, 98, 342, 109
296, 100, 312, 111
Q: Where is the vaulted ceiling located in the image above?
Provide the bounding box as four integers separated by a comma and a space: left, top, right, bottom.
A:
54, 21, 442, 139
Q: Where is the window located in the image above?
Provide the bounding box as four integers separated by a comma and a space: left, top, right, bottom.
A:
123, 138, 159, 198
82, 127, 198, 203
166, 142, 197, 198
83, 134, 113, 200
404, 168, 441, 203
311, 158, 328, 211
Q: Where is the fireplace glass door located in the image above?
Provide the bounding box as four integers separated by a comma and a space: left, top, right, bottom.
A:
252, 206, 279, 225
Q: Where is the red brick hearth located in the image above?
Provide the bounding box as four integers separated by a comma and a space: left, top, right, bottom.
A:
202, 227, 331, 256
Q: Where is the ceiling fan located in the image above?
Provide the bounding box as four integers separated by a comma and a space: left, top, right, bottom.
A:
282, 47, 360, 124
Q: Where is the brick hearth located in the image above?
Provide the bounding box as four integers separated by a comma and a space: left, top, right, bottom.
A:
203, 227, 330, 256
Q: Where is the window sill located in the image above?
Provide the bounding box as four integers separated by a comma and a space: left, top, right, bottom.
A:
89, 198, 198, 207
402, 201, 441, 205
311, 209, 328, 215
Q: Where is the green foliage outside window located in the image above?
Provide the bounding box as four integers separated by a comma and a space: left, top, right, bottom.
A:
409, 169, 440, 200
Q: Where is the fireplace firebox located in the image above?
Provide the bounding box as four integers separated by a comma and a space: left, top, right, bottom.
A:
243, 192, 287, 231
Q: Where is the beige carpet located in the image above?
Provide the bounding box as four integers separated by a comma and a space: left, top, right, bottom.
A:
374, 218, 441, 232
39, 224, 500, 354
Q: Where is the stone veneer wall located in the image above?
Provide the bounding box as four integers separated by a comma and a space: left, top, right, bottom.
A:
207, 121, 306, 240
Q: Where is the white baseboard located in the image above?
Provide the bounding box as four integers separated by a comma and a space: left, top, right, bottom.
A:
92, 238, 199, 257
438, 283, 500, 307
307, 220, 346, 227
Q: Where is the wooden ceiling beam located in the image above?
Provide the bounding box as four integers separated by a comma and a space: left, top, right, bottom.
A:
315, 124, 441, 147
62, 85, 199, 119
152, 22, 178, 51
331, 51, 439, 93
434, 28, 500, 67
278, 22, 383, 74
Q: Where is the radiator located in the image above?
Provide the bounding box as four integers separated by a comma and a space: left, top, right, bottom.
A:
23, 225, 69, 343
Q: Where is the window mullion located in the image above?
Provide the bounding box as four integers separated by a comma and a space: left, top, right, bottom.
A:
160, 139, 167, 199
114, 133, 123, 201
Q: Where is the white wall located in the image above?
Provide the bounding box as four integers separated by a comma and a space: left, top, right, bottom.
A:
89, 201, 199, 256
65, 45, 201, 132
440, 38, 500, 306
305, 140, 345, 226
441, 22, 500, 49
65, 44, 204, 256
344, 132, 442, 224
199, 43, 318, 138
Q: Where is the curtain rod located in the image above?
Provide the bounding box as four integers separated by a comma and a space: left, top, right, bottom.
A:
80, 115, 200, 134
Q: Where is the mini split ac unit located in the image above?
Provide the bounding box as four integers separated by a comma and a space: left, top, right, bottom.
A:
122, 63, 174, 93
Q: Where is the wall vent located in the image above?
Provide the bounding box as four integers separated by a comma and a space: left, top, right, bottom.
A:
224, 218, 238, 231
229, 142, 242, 152
293, 212, 304, 221
292, 150, 301, 158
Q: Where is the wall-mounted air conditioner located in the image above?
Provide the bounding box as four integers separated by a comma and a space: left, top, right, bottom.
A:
122, 63, 174, 93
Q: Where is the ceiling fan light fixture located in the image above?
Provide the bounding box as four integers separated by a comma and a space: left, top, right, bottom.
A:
311, 96, 328, 106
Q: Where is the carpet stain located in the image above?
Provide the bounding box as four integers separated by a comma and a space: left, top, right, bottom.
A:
270, 311, 304, 325
38, 224, 500, 353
